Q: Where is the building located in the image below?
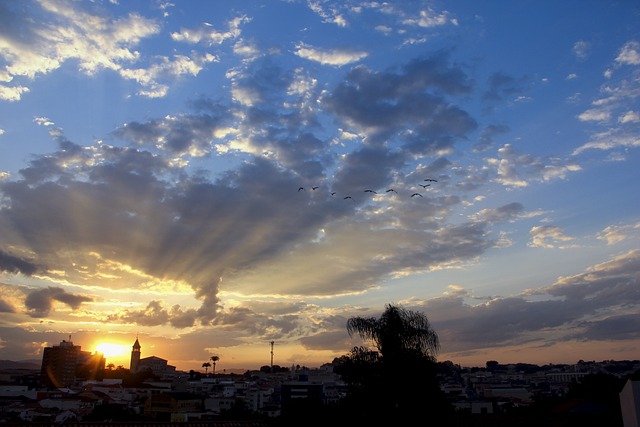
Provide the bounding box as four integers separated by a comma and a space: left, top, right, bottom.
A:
137, 356, 176, 377
39, 337, 105, 388
143, 391, 203, 420
130, 337, 141, 373
620, 380, 640, 427
128, 337, 176, 377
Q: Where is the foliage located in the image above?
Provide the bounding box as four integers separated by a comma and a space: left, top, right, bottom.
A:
337, 303, 453, 424
346, 303, 440, 364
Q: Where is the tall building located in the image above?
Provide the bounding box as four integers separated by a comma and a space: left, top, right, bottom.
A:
40, 337, 105, 388
130, 337, 141, 373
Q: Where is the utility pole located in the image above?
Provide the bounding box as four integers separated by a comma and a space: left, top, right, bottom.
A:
270, 341, 274, 373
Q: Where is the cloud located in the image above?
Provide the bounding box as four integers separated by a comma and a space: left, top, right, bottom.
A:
294, 44, 368, 66
486, 144, 581, 188
0, 298, 15, 313
171, 16, 250, 45
0, 250, 40, 275
421, 249, 640, 352
572, 40, 591, 60
0, 0, 160, 100
573, 128, 640, 154
573, 40, 640, 154
473, 123, 509, 152
24, 286, 93, 318
597, 223, 640, 245
470, 202, 524, 223
616, 40, 640, 65
528, 225, 576, 249
323, 52, 475, 151
402, 8, 456, 28
306, 2, 348, 27
112, 110, 232, 157
0, 0, 223, 99
482, 72, 527, 102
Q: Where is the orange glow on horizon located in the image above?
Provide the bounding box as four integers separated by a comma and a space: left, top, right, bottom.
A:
95, 342, 130, 362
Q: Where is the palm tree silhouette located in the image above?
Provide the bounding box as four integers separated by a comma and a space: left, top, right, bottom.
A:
202, 362, 211, 374
210, 355, 220, 374
346, 303, 439, 363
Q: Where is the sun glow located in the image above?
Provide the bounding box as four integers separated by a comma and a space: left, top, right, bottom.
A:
95, 342, 129, 359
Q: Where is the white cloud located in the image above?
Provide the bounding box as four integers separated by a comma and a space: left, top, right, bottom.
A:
619, 111, 640, 123
170, 16, 250, 45
578, 109, 611, 122
294, 44, 368, 66
616, 40, 640, 65
403, 8, 455, 28
0, 85, 29, 102
528, 225, 577, 249
572, 40, 591, 60
573, 128, 640, 154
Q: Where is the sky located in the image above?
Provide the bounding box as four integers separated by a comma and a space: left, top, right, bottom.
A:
0, 0, 639, 373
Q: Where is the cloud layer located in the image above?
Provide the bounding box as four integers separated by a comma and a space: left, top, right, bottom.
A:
0, 1, 638, 369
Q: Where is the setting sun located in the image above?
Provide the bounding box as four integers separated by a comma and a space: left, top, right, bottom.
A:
95, 342, 129, 359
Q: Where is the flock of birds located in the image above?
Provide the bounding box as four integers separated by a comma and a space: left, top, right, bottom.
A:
297, 179, 438, 201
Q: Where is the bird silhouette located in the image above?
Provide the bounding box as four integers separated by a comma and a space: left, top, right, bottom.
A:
419, 184, 431, 188
330, 192, 336, 196
385, 189, 397, 193
364, 189, 377, 194
344, 196, 353, 200
424, 179, 438, 182
410, 193, 423, 197
312, 186, 319, 190
298, 187, 304, 191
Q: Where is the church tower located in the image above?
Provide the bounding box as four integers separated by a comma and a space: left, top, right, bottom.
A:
130, 337, 141, 373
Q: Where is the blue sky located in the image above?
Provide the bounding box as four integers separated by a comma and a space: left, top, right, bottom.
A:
0, 0, 639, 371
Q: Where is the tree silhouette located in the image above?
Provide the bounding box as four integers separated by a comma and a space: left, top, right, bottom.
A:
346, 303, 440, 363
338, 303, 452, 424
211, 355, 219, 374
202, 362, 211, 374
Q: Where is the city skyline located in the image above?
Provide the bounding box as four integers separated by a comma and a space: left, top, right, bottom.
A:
1, 1, 639, 373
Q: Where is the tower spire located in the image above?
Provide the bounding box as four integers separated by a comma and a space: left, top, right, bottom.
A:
130, 335, 141, 373
270, 341, 274, 373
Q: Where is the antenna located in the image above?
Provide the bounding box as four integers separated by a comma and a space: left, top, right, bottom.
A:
270, 341, 274, 373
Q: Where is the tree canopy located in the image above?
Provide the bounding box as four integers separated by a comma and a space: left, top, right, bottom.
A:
346, 303, 440, 363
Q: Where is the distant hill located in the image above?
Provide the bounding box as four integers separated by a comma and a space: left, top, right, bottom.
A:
0, 359, 40, 370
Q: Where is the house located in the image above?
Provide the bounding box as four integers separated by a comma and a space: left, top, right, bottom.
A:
620, 379, 640, 427
143, 391, 203, 420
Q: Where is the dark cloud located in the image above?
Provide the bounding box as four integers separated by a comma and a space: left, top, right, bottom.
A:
300, 330, 352, 351
111, 111, 232, 156
24, 287, 93, 318
332, 146, 405, 194
576, 314, 640, 341
0, 250, 39, 275
323, 52, 476, 152
471, 202, 525, 223
0, 49, 516, 330
0, 298, 15, 313
474, 123, 509, 152
483, 72, 527, 102
423, 249, 640, 352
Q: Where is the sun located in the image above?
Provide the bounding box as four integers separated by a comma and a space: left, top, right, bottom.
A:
95, 342, 129, 358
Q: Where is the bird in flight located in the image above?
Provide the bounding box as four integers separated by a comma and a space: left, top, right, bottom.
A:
419, 184, 431, 189
330, 192, 336, 196
344, 196, 353, 200
411, 193, 423, 197
424, 179, 438, 182
385, 189, 397, 193
312, 186, 319, 190
298, 187, 304, 191
364, 189, 377, 194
